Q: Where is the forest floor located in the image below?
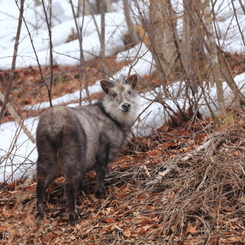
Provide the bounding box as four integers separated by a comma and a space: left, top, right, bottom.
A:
1, 56, 245, 244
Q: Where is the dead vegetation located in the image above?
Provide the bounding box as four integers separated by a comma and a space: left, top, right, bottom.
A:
1, 111, 245, 244
1, 58, 245, 243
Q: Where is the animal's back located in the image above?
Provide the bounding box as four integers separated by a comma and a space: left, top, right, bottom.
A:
36, 106, 84, 149
36, 104, 127, 172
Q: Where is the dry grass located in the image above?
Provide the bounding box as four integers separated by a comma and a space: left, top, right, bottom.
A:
1, 117, 245, 244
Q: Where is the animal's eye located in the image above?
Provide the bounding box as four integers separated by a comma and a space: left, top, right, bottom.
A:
112, 93, 117, 98
128, 91, 131, 95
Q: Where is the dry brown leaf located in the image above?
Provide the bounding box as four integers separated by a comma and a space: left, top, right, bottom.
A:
102, 218, 116, 223
186, 223, 197, 234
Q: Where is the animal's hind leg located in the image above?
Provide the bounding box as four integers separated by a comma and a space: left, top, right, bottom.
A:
62, 148, 84, 225
64, 165, 83, 225
64, 178, 80, 225
35, 142, 56, 224
35, 178, 52, 223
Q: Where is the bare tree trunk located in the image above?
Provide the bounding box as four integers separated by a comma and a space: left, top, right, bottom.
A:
123, 0, 139, 46
106, 0, 111, 12
148, 0, 178, 84
79, 0, 90, 15
182, 0, 206, 94
217, 46, 243, 109
34, 0, 41, 6
203, 0, 225, 115
223, 0, 245, 108
100, 0, 108, 78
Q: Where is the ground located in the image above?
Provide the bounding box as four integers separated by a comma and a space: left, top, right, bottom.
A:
0, 57, 245, 244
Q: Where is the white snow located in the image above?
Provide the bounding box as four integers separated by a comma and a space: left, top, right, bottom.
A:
0, 0, 245, 183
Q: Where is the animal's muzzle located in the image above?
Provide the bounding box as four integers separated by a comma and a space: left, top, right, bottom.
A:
121, 102, 131, 112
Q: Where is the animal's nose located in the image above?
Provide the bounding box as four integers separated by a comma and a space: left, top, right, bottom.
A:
121, 102, 131, 112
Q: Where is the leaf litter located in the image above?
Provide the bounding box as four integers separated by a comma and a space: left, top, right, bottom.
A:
1, 61, 245, 244
1, 110, 245, 244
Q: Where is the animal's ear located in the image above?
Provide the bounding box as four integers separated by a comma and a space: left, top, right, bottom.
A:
126, 74, 138, 89
100, 79, 114, 94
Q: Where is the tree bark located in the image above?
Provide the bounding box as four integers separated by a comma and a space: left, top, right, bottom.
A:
100, 0, 108, 78
148, 0, 178, 83
203, 0, 225, 114
106, 0, 111, 12
123, 0, 139, 47
182, 0, 206, 94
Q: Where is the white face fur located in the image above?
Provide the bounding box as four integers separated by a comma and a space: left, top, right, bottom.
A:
100, 75, 140, 126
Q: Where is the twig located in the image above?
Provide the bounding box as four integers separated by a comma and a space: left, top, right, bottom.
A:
145, 168, 173, 187
41, 0, 53, 107
181, 132, 225, 162
0, 0, 24, 124
70, 0, 91, 104
0, 91, 35, 144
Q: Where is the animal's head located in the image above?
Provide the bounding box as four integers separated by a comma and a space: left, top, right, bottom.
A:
100, 74, 140, 126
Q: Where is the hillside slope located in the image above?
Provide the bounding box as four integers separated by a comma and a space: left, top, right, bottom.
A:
1, 113, 245, 244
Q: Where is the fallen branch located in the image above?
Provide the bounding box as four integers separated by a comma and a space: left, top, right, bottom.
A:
181, 132, 225, 162
145, 157, 180, 187
145, 168, 173, 187
145, 131, 228, 187
0, 91, 36, 144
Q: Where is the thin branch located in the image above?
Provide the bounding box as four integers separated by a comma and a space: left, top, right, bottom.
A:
41, 0, 53, 107
69, 0, 91, 104
0, 92, 35, 143
231, 0, 245, 48
0, 0, 24, 124
21, 12, 49, 100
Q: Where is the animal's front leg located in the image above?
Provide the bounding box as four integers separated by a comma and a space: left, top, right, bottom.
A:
95, 138, 109, 198
95, 164, 106, 198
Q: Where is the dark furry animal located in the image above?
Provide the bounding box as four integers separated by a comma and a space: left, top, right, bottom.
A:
35, 74, 139, 224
